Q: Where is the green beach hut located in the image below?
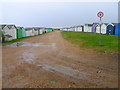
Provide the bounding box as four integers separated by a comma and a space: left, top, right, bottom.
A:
17, 27, 23, 39
46, 28, 53, 32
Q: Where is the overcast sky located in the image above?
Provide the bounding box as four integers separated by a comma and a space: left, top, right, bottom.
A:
0, 0, 119, 27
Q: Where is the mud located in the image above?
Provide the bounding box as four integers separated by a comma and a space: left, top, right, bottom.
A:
2, 31, 118, 88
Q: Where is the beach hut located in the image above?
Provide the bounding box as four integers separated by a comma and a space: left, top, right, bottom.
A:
7, 25, 17, 40
33, 28, 39, 35
21, 27, 26, 37
25, 28, 33, 36
115, 23, 120, 35
75, 26, 78, 32
92, 23, 98, 33
67, 28, 71, 31
96, 23, 107, 34
72, 27, 75, 32
38, 28, 40, 35
16, 27, 23, 39
63, 27, 69, 31
75, 26, 83, 32
39, 28, 45, 34
46, 28, 53, 32
0, 25, 12, 41
31, 28, 35, 36
88, 24, 92, 32
69, 27, 73, 31
106, 23, 115, 35
84, 24, 89, 32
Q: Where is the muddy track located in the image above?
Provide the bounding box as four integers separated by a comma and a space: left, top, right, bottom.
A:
2, 31, 118, 88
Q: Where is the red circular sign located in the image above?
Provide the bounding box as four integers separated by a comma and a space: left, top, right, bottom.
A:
97, 11, 104, 18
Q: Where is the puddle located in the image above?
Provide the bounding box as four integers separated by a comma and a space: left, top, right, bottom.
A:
37, 64, 89, 80
3, 41, 56, 48
22, 51, 36, 64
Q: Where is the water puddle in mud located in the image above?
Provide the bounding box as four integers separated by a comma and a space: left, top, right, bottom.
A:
36, 64, 89, 80
18, 49, 117, 85
3, 41, 56, 48
20, 51, 88, 80
22, 52, 35, 64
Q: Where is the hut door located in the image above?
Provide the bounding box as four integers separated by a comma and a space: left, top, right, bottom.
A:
109, 30, 111, 34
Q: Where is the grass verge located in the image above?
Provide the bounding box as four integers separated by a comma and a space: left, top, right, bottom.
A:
61, 31, 118, 53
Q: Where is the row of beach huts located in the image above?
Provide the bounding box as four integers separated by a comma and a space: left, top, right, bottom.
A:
0, 24, 53, 41
0, 23, 120, 42
59, 23, 120, 35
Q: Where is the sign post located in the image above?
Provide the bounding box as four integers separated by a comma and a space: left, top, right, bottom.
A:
97, 11, 104, 46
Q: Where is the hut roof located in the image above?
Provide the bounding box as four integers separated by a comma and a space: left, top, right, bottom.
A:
7, 25, 17, 29
0, 24, 8, 29
85, 24, 92, 26
25, 28, 33, 31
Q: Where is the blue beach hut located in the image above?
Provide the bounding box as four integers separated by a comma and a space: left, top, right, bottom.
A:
115, 23, 120, 35
22, 27, 26, 37
106, 24, 115, 35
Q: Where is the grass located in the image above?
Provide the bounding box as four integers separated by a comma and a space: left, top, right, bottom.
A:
61, 31, 118, 53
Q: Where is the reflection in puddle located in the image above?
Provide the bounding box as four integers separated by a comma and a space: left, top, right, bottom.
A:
3, 41, 56, 48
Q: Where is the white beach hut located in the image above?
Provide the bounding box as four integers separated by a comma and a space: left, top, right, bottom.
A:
25, 28, 33, 36
1, 24, 17, 41
75, 26, 84, 32
84, 24, 89, 32
0, 25, 12, 41
96, 23, 107, 34
7, 25, 17, 40
33, 28, 39, 35
40, 27, 45, 34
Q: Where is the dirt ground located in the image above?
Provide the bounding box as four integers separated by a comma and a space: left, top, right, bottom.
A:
2, 31, 118, 88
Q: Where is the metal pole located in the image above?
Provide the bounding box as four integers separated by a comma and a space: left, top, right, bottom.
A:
99, 17, 101, 46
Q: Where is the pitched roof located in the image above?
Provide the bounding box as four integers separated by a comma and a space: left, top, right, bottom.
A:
0, 24, 8, 29
7, 25, 17, 29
